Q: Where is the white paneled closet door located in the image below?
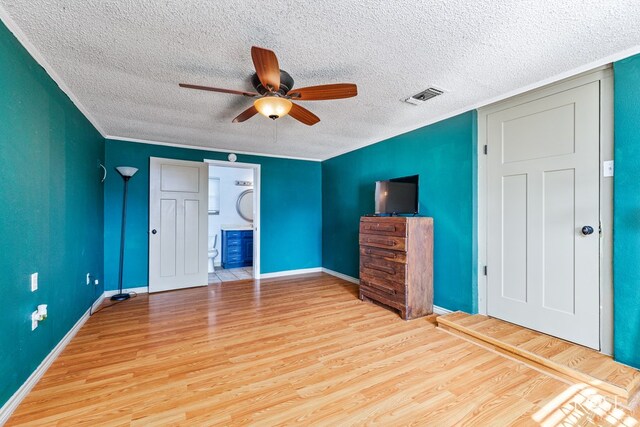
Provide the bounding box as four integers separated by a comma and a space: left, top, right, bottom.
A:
486, 81, 601, 349
149, 157, 208, 293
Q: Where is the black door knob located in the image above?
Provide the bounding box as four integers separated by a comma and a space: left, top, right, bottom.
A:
151, 229, 157, 234
581, 226, 594, 235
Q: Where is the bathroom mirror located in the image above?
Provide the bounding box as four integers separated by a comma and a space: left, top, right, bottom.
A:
236, 189, 253, 222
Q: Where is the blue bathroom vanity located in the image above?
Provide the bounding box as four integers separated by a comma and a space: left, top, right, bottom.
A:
221, 227, 253, 269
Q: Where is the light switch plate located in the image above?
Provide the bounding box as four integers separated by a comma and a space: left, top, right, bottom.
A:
603, 160, 614, 177
31, 273, 38, 292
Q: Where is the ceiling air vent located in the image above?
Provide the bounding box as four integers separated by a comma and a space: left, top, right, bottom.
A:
402, 87, 444, 105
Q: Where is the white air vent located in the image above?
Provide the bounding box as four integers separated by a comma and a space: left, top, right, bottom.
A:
403, 87, 445, 105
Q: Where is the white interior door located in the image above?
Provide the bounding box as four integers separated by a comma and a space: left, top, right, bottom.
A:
486, 81, 600, 349
149, 157, 208, 293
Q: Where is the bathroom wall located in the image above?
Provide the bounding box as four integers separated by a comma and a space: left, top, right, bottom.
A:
209, 165, 254, 269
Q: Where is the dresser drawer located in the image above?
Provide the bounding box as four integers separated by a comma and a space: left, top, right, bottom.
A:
226, 238, 242, 247
360, 280, 406, 305
225, 253, 243, 262
360, 256, 406, 285
359, 234, 406, 251
224, 230, 242, 239
226, 245, 242, 255
360, 272, 405, 294
359, 246, 406, 264
359, 220, 406, 237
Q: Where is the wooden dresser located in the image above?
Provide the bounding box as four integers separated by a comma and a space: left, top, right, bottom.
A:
359, 216, 433, 320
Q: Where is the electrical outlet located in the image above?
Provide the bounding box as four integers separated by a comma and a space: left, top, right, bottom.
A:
86, 273, 91, 285
94, 279, 99, 285
31, 273, 38, 292
31, 311, 38, 331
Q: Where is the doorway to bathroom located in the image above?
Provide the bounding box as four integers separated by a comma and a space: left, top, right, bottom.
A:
205, 159, 260, 283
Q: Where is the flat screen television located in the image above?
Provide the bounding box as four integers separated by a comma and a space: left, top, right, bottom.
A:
375, 175, 419, 215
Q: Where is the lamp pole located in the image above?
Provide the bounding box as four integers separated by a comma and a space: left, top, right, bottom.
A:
111, 167, 138, 301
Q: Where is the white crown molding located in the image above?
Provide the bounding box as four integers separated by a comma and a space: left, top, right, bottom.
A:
0, 5, 107, 137
322, 44, 640, 161
5, 1, 639, 164
0, 293, 106, 424
105, 135, 323, 162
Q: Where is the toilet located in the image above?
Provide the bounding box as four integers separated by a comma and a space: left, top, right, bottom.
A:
208, 234, 219, 273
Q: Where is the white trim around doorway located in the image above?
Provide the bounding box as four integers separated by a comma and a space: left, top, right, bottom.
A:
205, 159, 261, 280
476, 66, 614, 355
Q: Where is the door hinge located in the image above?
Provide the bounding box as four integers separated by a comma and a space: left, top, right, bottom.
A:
483, 145, 488, 155
483, 265, 487, 276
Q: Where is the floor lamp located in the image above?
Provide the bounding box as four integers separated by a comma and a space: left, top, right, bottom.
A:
111, 166, 138, 301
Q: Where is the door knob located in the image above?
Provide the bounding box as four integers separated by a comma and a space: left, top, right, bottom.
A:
151, 229, 157, 234
581, 226, 594, 236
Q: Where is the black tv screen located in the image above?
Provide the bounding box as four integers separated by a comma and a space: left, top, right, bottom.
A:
375, 175, 419, 215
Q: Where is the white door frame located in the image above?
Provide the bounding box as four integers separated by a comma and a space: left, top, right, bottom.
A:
477, 66, 614, 354
205, 159, 261, 279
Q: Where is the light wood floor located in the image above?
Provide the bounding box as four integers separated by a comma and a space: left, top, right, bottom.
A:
8, 274, 640, 426
437, 311, 640, 405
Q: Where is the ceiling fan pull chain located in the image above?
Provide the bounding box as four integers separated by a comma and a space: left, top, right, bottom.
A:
274, 120, 278, 144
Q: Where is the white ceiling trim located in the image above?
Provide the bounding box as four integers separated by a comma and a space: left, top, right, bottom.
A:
0, 4, 106, 136
105, 135, 322, 162
323, 44, 640, 161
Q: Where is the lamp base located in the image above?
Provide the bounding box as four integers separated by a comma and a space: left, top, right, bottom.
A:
110, 293, 131, 301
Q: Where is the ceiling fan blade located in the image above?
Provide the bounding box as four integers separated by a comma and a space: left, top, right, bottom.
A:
179, 83, 259, 97
232, 106, 259, 123
287, 83, 357, 101
289, 103, 320, 126
251, 46, 280, 91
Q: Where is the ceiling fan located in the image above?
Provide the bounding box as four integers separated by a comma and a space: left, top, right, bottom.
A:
179, 46, 357, 126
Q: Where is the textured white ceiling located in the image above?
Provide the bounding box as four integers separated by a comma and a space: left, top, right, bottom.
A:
2, 1, 640, 160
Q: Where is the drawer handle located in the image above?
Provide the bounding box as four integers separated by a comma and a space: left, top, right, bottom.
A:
363, 263, 395, 275
364, 224, 396, 232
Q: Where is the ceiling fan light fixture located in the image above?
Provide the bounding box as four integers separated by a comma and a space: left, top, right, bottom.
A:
254, 96, 292, 120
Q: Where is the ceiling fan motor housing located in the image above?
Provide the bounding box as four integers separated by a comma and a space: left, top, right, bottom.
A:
251, 70, 294, 95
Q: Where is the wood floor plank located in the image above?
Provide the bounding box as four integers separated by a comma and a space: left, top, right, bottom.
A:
7, 274, 639, 425
438, 311, 640, 406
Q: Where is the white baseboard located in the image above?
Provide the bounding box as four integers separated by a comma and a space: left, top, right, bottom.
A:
321, 268, 452, 315
433, 305, 452, 315
103, 286, 148, 297
321, 268, 360, 285
0, 294, 104, 424
259, 267, 322, 279
91, 291, 106, 312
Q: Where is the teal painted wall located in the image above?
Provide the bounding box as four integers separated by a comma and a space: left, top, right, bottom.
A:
613, 55, 640, 368
104, 140, 322, 290
0, 21, 104, 407
322, 112, 477, 313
